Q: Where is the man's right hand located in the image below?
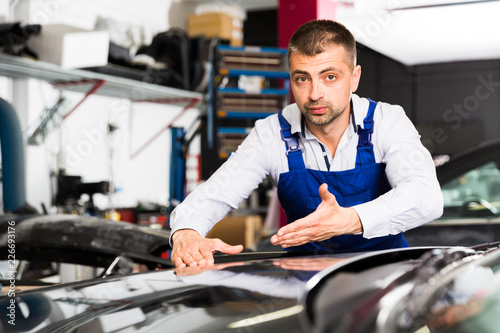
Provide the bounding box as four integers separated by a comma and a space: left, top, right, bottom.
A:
171, 229, 244, 268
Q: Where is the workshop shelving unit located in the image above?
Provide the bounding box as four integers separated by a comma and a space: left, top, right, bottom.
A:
0, 52, 204, 215
0, 53, 203, 103
201, 45, 289, 179
0, 52, 204, 158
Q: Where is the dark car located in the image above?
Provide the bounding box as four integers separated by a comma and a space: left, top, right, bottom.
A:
2, 243, 500, 333
306, 242, 500, 333
405, 139, 500, 247
0, 214, 173, 288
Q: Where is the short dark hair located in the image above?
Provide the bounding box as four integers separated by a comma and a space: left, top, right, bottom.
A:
288, 20, 357, 69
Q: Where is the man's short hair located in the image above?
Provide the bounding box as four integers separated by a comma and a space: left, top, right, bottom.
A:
288, 19, 357, 69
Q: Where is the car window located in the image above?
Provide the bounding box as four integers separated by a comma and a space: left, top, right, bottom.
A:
441, 161, 500, 218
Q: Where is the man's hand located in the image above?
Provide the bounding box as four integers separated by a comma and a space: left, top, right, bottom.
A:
270, 183, 362, 248
171, 229, 244, 268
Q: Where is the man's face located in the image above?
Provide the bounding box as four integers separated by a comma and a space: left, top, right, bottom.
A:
289, 45, 361, 128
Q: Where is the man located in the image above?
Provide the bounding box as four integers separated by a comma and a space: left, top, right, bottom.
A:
169, 19, 443, 268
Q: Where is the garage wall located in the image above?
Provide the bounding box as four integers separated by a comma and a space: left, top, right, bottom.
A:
357, 46, 500, 157
243, 9, 500, 158
0, 0, 204, 214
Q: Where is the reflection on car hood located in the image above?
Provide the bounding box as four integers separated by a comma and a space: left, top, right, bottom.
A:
0, 250, 364, 333
1, 247, 457, 333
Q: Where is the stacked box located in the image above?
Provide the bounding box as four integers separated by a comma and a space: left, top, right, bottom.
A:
187, 12, 243, 46
28, 24, 109, 69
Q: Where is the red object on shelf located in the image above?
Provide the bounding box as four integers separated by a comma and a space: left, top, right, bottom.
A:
116, 208, 136, 223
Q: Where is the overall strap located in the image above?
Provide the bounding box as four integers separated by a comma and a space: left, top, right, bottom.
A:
278, 110, 305, 170
356, 99, 377, 165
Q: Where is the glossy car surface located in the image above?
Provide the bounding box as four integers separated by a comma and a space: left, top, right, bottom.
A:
4, 242, 500, 333
405, 139, 500, 246
2, 245, 481, 333
381, 245, 500, 333
306, 242, 500, 333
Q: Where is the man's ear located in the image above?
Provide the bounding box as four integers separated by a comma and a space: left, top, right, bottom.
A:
351, 65, 361, 93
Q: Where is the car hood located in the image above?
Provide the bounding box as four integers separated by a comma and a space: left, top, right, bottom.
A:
0, 250, 364, 333
0, 247, 444, 333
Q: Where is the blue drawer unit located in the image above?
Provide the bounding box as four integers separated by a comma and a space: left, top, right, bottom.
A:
201, 45, 289, 179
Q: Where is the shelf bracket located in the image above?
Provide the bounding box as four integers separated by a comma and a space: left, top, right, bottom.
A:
130, 97, 202, 159
51, 79, 107, 120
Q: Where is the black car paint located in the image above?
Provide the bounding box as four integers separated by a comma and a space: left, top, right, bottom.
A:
0, 247, 442, 333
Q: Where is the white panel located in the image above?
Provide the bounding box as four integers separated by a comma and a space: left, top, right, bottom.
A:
337, 1, 500, 65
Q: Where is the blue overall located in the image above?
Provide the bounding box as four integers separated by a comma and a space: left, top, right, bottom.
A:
277, 99, 408, 252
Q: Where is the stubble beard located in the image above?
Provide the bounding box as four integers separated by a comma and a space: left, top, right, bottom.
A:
302, 100, 346, 127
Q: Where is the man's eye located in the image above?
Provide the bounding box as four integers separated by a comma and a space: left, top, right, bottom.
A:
296, 77, 307, 83
326, 74, 336, 81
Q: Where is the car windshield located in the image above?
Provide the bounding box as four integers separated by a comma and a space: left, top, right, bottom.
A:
397, 248, 500, 333
441, 161, 500, 219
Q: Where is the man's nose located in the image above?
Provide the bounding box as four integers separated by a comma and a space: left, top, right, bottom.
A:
309, 81, 323, 101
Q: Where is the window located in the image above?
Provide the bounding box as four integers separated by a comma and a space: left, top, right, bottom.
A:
441, 161, 500, 218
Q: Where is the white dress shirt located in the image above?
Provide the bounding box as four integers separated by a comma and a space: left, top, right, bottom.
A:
169, 94, 443, 242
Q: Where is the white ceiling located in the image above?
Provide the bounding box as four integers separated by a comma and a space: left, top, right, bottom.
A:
181, 0, 500, 66
335, 0, 500, 65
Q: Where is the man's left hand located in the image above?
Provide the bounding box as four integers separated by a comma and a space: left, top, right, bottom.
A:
270, 183, 362, 248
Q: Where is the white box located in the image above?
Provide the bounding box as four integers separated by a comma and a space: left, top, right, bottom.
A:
28, 24, 109, 69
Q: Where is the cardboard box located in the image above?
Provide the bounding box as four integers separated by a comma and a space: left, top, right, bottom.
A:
28, 24, 109, 69
206, 215, 263, 248
187, 12, 243, 46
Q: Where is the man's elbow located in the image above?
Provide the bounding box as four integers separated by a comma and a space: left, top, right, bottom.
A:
426, 189, 444, 222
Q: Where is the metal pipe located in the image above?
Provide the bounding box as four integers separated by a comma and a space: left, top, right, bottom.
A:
0, 97, 26, 212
